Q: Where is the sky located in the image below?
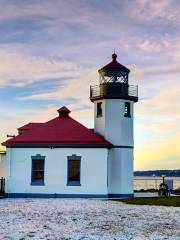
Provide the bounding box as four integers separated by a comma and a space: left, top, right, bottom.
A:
0, 0, 179, 170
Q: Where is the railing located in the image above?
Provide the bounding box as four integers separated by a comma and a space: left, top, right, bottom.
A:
90, 85, 100, 98
134, 177, 180, 191
90, 83, 138, 99
128, 85, 138, 97
0, 178, 5, 197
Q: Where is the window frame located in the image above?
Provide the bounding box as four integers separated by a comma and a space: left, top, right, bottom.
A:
67, 154, 81, 186
96, 102, 103, 117
31, 154, 45, 186
124, 102, 131, 118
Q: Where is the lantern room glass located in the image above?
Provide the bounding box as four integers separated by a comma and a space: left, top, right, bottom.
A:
99, 69, 129, 84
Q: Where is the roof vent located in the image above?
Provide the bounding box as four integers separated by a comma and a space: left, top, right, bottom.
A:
57, 106, 71, 117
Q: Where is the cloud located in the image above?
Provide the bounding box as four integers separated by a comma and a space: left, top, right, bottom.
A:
135, 132, 180, 170
132, 63, 180, 78
128, 0, 180, 23
18, 68, 97, 100
134, 83, 180, 170
0, 47, 83, 88
136, 84, 180, 139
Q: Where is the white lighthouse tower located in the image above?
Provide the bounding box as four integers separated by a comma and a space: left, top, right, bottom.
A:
90, 53, 138, 197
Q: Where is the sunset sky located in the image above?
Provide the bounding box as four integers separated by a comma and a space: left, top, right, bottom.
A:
0, 0, 179, 170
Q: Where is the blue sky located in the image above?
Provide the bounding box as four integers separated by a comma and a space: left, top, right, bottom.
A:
0, 0, 180, 170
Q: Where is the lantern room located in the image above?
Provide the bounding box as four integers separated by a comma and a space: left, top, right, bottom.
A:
98, 53, 130, 84
90, 53, 138, 103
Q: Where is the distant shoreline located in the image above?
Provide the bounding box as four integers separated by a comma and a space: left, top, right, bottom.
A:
134, 170, 180, 177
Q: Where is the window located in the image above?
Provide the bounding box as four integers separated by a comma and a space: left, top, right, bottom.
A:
97, 102, 102, 117
67, 154, 81, 186
124, 102, 131, 117
31, 154, 45, 185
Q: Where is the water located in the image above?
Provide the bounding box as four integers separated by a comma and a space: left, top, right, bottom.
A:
134, 176, 180, 190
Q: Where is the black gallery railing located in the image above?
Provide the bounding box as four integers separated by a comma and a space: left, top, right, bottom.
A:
90, 84, 138, 99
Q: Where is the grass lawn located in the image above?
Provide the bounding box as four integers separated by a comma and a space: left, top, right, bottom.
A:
115, 196, 180, 207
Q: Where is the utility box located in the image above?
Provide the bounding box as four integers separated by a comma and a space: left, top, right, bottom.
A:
165, 179, 173, 190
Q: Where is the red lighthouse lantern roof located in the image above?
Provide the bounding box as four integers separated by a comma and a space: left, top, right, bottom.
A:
99, 53, 130, 72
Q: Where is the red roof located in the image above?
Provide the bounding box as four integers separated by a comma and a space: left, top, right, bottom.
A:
18, 123, 43, 131
99, 53, 130, 72
3, 106, 112, 147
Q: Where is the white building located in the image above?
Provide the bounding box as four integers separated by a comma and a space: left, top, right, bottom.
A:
1, 53, 138, 198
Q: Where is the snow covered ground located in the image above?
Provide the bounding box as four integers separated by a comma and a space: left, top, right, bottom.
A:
0, 199, 179, 240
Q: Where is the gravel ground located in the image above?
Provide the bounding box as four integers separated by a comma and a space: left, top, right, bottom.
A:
0, 199, 179, 240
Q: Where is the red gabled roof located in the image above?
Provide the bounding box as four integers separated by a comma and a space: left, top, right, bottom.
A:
99, 53, 130, 72
3, 107, 112, 147
18, 123, 43, 131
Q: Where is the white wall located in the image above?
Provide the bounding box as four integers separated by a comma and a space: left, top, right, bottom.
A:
94, 99, 134, 195
6, 147, 108, 195
94, 99, 134, 146
105, 99, 134, 146
0, 154, 6, 177
108, 148, 134, 194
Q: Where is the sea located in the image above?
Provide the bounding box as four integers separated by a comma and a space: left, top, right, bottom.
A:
134, 176, 180, 190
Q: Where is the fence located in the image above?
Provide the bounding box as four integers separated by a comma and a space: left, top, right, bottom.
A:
134, 177, 180, 191
0, 178, 5, 197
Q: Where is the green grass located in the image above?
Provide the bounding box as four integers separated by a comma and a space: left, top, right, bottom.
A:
114, 196, 180, 207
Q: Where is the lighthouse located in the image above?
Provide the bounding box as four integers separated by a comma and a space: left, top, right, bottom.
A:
90, 53, 138, 197
1, 53, 138, 198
